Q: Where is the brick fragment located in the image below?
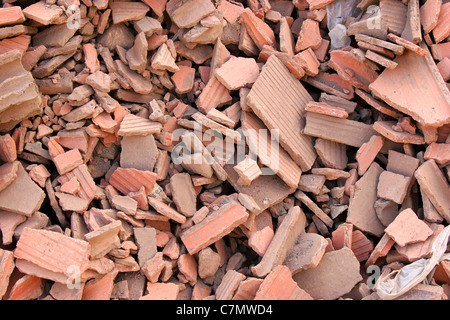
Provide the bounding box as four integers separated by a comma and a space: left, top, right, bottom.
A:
293, 247, 362, 300
84, 220, 122, 259
52, 148, 84, 175
284, 232, 327, 274
14, 228, 90, 284
255, 265, 313, 300
240, 8, 276, 50
171, 65, 195, 94
110, 2, 149, 24
377, 171, 411, 204
251, 206, 306, 278
7, 274, 43, 300
23, 1, 63, 26
215, 56, 260, 90
0, 248, 15, 299
181, 202, 249, 254
415, 159, 450, 223
347, 162, 385, 237
82, 271, 118, 300
0, 162, 45, 216
385, 208, 433, 247
295, 19, 322, 52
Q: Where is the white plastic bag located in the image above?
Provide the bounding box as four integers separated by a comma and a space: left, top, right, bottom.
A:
374, 225, 450, 300
326, 0, 361, 31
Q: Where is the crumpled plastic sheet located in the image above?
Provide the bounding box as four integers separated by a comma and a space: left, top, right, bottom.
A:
326, 0, 361, 31
326, 0, 361, 50
374, 225, 450, 300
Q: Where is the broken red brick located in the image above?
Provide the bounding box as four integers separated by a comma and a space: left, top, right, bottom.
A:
0, 7, 25, 27
181, 202, 249, 254
385, 209, 434, 247
254, 265, 313, 300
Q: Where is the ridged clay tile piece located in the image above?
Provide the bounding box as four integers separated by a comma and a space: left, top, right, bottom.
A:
246, 55, 316, 171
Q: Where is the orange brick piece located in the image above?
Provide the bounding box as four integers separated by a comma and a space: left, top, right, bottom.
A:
0, 134, 17, 163
240, 8, 277, 50
254, 265, 313, 300
0, 7, 25, 27
181, 202, 249, 254
170, 65, 194, 95
356, 135, 384, 176
141, 282, 179, 300
295, 19, 322, 52
414, 159, 450, 223
233, 156, 262, 186
14, 227, 91, 284
147, 196, 187, 224
0, 249, 15, 299
52, 148, 84, 175
109, 167, 158, 195
215, 56, 260, 90
385, 208, 434, 247
251, 206, 306, 278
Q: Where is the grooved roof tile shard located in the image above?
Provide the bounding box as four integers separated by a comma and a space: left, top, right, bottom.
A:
369, 47, 450, 127
246, 55, 316, 171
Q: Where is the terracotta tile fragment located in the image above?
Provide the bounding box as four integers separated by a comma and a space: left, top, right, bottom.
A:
247, 55, 316, 171
82, 271, 118, 300
306, 72, 354, 100
379, 0, 407, 36
196, 75, 232, 114
415, 159, 450, 223
0, 7, 25, 27
295, 19, 322, 52
374, 120, 425, 144
0, 134, 17, 162
305, 101, 349, 119
240, 8, 276, 50
284, 232, 327, 274
52, 148, 84, 175
147, 196, 186, 224
215, 56, 260, 90
110, 2, 149, 24
332, 223, 353, 250
385, 208, 433, 247
181, 202, 249, 254
109, 167, 157, 195
314, 138, 347, 170
0, 162, 45, 216
351, 230, 374, 262
241, 112, 301, 188
328, 49, 379, 91
347, 162, 385, 237
23, 1, 63, 26
7, 274, 43, 300
304, 112, 378, 148
255, 265, 313, 300
293, 247, 362, 300
14, 228, 90, 284
117, 114, 162, 136
232, 277, 263, 300
0, 248, 15, 299
251, 206, 306, 278
171, 65, 195, 94
356, 135, 384, 176
432, 2, 450, 43
437, 57, 450, 82
215, 269, 246, 300
141, 282, 179, 300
